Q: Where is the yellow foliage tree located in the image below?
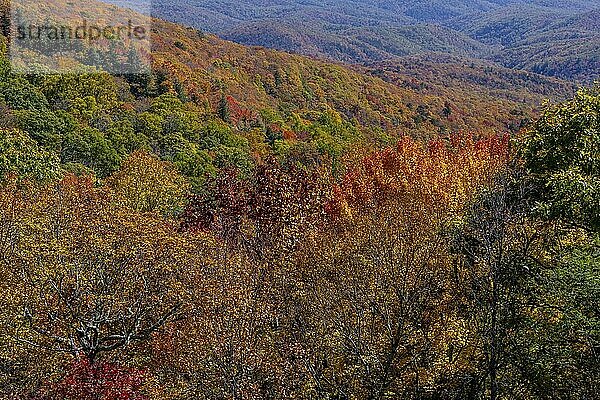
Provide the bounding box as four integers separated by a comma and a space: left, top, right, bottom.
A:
105, 150, 190, 216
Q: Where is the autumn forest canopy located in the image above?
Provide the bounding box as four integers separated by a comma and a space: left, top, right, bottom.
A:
0, 0, 598, 399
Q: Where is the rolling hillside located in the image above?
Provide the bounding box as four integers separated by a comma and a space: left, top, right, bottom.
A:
0, 0, 576, 186
146, 0, 600, 83
149, 19, 575, 138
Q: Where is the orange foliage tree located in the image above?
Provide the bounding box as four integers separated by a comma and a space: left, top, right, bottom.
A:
288, 134, 511, 397
327, 133, 510, 223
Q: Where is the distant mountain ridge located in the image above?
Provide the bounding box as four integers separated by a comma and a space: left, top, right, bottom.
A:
142, 0, 599, 83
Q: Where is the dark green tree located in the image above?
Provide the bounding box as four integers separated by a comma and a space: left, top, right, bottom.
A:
520, 87, 600, 232
218, 93, 230, 123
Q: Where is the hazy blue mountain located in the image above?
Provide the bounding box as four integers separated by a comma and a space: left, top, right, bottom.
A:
104, 0, 599, 82
147, 0, 598, 30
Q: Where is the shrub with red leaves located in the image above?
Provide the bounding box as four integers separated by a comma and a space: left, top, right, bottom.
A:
36, 360, 148, 400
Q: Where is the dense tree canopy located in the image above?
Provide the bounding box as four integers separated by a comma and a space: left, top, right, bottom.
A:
0, 1, 597, 398
0, 86, 598, 400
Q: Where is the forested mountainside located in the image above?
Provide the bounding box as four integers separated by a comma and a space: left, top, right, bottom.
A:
219, 22, 489, 62
0, 0, 576, 186
362, 54, 576, 129
1, 0, 599, 399
451, 7, 600, 82
147, 0, 599, 83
